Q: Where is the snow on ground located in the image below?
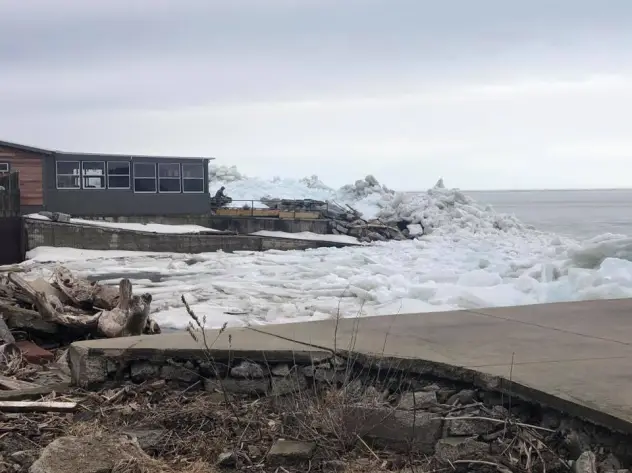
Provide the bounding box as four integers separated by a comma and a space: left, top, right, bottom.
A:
20, 230, 632, 331
19, 166, 632, 331
251, 231, 360, 245
26, 214, 219, 234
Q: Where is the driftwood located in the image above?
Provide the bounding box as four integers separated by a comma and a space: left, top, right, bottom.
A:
0, 315, 15, 345
98, 279, 152, 337
8, 273, 100, 329
0, 375, 39, 391
0, 382, 70, 401
0, 300, 59, 335
53, 266, 119, 310
0, 400, 77, 413
0, 266, 159, 348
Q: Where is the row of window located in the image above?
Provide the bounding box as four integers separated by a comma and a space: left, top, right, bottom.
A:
55, 161, 205, 193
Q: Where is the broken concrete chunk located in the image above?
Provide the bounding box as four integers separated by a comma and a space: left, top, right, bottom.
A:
130, 362, 160, 382
51, 212, 71, 223
302, 365, 316, 377
217, 451, 237, 467
123, 427, 166, 453
398, 390, 437, 410
205, 377, 270, 395
29, 434, 147, 473
271, 363, 291, 377
270, 372, 308, 396
574, 451, 597, 473
310, 366, 348, 384
447, 389, 477, 405
268, 439, 316, 464
599, 453, 622, 473
339, 405, 442, 453
447, 415, 496, 436
230, 360, 264, 378
10, 450, 39, 468
160, 364, 199, 383
435, 437, 489, 463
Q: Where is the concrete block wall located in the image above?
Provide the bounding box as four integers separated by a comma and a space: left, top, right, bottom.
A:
24, 219, 350, 254
76, 215, 331, 235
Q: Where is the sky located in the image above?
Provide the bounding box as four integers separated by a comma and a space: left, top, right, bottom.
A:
1, 0, 632, 191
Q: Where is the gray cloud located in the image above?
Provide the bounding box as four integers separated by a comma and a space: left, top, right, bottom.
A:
1, 0, 631, 189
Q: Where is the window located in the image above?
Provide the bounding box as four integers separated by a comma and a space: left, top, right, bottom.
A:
81, 161, 105, 189
107, 161, 130, 189
133, 163, 156, 193
182, 163, 204, 193
0, 163, 9, 173
56, 161, 81, 189
158, 163, 181, 193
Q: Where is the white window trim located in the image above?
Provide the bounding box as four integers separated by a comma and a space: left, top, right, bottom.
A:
182, 164, 205, 194
81, 161, 106, 190
133, 162, 157, 193
0, 162, 9, 173
158, 163, 182, 194
56, 161, 81, 190
106, 161, 131, 190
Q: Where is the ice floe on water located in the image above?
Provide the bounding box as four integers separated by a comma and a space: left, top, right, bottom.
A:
19, 166, 632, 330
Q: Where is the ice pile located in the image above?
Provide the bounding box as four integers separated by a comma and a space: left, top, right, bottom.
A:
208, 165, 245, 183
208, 164, 523, 238
376, 187, 527, 235
337, 175, 393, 200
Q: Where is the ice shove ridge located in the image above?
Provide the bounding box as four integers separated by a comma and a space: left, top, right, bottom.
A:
209, 165, 527, 236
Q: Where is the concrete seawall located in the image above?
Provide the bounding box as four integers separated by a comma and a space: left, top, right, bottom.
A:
70, 298, 632, 434
76, 214, 331, 235
24, 218, 354, 254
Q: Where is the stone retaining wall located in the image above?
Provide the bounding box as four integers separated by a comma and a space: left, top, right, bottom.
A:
67, 350, 632, 466
24, 218, 352, 253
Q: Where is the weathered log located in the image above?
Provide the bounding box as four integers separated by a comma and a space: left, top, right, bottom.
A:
98, 279, 152, 337
0, 400, 77, 413
52, 266, 96, 308
93, 285, 119, 310
0, 375, 40, 391
8, 273, 100, 329
0, 383, 70, 401
53, 266, 119, 310
0, 315, 15, 345
0, 300, 59, 334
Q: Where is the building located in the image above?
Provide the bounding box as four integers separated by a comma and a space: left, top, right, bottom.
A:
0, 140, 213, 216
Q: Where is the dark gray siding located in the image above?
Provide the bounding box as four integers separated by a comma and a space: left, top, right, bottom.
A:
43, 154, 210, 216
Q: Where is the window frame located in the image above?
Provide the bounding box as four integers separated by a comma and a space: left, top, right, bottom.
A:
106, 161, 131, 190
158, 163, 182, 194
0, 162, 9, 173
55, 161, 82, 190
80, 161, 106, 190
133, 162, 157, 193
181, 163, 205, 194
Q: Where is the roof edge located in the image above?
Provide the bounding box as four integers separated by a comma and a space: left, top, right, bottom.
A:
0, 139, 54, 155
0, 139, 215, 160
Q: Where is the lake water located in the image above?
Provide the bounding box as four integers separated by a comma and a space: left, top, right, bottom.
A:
467, 189, 632, 240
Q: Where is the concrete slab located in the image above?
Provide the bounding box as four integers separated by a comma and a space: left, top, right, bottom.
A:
70, 298, 632, 432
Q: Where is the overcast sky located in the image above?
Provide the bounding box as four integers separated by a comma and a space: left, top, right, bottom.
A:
1, 0, 631, 190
